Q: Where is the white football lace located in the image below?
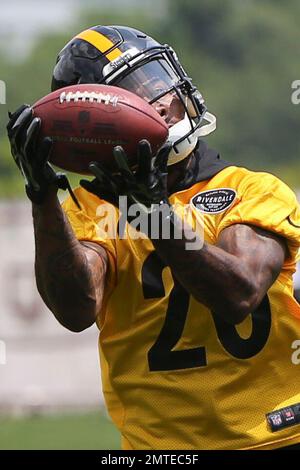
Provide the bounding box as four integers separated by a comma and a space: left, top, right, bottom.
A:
59, 90, 119, 106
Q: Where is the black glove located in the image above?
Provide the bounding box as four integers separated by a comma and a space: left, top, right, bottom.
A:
7, 104, 75, 205
80, 140, 172, 211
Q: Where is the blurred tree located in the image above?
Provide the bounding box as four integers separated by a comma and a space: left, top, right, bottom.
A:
0, 0, 299, 198
161, 0, 300, 173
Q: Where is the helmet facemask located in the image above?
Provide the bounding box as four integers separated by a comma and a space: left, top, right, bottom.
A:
101, 44, 216, 165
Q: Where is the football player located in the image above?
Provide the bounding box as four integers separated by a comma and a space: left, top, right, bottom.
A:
7, 26, 300, 450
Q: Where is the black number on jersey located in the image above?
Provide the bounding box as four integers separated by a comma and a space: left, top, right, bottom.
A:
142, 251, 206, 371
142, 251, 271, 371
212, 295, 271, 359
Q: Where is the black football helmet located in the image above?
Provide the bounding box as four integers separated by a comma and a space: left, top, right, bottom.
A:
52, 25, 216, 165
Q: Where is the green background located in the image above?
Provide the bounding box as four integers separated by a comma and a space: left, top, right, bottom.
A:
0, 412, 120, 450
0, 0, 300, 197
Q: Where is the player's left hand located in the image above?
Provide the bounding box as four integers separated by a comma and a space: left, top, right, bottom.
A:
7, 105, 76, 205
80, 140, 172, 211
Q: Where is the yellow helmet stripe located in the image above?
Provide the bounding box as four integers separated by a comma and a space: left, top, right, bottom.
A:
75, 29, 122, 61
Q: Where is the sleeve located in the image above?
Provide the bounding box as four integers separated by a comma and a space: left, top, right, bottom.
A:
61, 187, 119, 320
216, 171, 300, 265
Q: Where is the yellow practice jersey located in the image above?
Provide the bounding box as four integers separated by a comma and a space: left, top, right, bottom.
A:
63, 164, 300, 450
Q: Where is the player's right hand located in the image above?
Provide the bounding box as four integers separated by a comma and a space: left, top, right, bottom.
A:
7, 104, 70, 204
80, 140, 171, 210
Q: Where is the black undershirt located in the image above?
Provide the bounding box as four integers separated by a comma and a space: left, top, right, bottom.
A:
171, 139, 233, 195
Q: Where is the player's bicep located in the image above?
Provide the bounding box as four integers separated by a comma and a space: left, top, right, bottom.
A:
217, 224, 287, 296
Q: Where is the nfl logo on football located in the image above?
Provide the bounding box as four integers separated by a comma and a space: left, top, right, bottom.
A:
0, 80, 6, 104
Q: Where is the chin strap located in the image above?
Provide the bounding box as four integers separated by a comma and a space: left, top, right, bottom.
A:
196, 112, 217, 137
167, 111, 217, 166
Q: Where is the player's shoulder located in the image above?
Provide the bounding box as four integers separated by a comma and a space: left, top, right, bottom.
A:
230, 166, 297, 203
174, 164, 298, 214
209, 165, 298, 205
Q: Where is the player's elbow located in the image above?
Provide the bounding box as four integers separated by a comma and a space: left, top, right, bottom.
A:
213, 302, 249, 325
51, 303, 98, 332
38, 288, 99, 332
60, 317, 95, 333
227, 300, 254, 325
215, 279, 259, 325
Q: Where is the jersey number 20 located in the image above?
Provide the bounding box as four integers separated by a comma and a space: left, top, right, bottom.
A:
142, 252, 271, 371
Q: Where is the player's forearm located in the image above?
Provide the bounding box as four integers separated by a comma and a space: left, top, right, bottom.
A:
151, 227, 256, 324
32, 190, 102, 331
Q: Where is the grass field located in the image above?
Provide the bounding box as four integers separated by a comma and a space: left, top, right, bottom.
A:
0, 411, 121, 450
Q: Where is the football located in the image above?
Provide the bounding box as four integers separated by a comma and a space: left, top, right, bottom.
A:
32, 84, 169, 175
